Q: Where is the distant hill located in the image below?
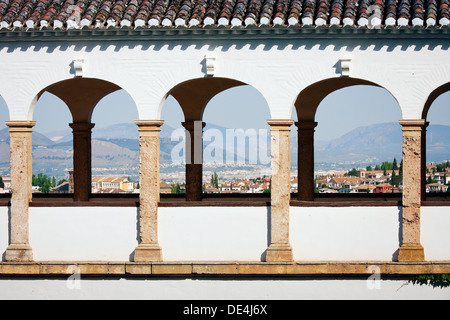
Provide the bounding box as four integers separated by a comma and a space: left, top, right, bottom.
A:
426, 124, 450, 162
315, 122, 403, 164
314, 122, 450, 165
0, 127, 54, 146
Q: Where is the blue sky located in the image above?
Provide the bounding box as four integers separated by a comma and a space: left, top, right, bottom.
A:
0, 85, 449, 142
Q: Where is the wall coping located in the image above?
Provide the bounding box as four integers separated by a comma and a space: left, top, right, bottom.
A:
1, 193, 449, 207
0, 25, 449, 43
1, 261, 449, 277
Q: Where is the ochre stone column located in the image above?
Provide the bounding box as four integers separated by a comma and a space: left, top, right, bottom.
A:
266, 119, 294, 262
182, 121, 205, 201
134, 120, 164, 262
420, 122, 429, 201
70, 122, 95, 201
398, 119, 426, 261
5, 120, 36, 262
296, 121, 318, 201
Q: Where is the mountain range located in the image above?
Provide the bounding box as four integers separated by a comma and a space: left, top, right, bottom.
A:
0, 122, 449, 179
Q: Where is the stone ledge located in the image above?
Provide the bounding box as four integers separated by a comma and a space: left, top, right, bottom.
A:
1, 261, 449, 277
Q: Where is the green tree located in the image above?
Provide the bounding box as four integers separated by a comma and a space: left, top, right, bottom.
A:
366, 166, 373, 171
391, 169, 402, 187
345, 168, 358, 177
381, 161, 393, 171
393, 158, 398, 170
0, 176, 4, 189
171, 183, 181, 194
427, 176, 437, 184
211, 172, 219, 189
32, 173, 54, 193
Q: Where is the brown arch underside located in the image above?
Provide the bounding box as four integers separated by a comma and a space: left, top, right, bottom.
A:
168, 77, 246, 122
422, 82, 450, 120
294, 78, 382, 122
40, 78, 121, 123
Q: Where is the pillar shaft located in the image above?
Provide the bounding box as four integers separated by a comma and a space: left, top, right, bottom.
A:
5, 120, 36, 261
398, 119, 426, 261
70, 123, 95, 201
296, 121, 318, 201
182, 121, 205, 201
420, 122, 429, 201
134, 120, 164, 262
266, 119, 294, 262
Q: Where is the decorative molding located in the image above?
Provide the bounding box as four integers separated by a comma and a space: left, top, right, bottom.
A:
73, 59, 84, 78
204, 55, 216, 76
339, 58, 351, 77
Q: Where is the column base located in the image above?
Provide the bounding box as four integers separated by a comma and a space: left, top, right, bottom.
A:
5, 244, 33, 262
397, 244, 425, 262
133, 244, 162, 262
265, 244, 293, 262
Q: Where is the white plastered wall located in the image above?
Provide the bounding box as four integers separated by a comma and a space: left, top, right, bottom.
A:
29, 207, 138, 261
0, 207, 8, 259
290, 206, 400, 261
23, 205, 449, 262
422, 207, 450, 261
0, 39, 449, 122
158, 207, 268, 261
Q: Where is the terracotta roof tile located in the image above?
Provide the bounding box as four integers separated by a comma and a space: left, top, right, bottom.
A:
0, 0, 449, 30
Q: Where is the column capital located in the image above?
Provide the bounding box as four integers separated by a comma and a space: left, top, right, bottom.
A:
6, 120, 36, 132
295, 121, 318, 130
181, 121, 206, 131
69, 122, 95, 131
135, 120, 164, 132
267, 119, 295, 130
399, 119, 428, 130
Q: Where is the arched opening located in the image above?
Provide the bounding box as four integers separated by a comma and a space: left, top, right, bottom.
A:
202, 85, 271, 195
160, 95, 185, 194
31, 78, 127, 200
32, 92, 73, 194
0, 96, 9, 188
422, 85, 450, 197
294, 78, 402, 201
90, 90, 140, 194
160, 77, 271, 200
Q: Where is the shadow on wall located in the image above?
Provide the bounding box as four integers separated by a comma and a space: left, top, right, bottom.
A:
1, 206, 11, 262
128, 206, 140, 262
260, 206, 271, 262
5, 36, 449, 55
393, 205, 403, 262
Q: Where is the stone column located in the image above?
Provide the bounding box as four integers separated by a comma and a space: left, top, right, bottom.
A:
134, 120, 164, 262
398, 119, 427, 261
5, 120, 36, 262
69, 123, 95, 201
420, 122, 429, 201
266, 119, 294, 262
296, 121, 318, 201
182, 121, 205, 201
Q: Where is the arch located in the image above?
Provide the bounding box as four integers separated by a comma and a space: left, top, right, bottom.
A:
294, 77, 403, 201
31, 78, 122, 123
294, 77, 400, 122
422, 82, 450, 121
91, 89, 139, 128
159, 77, 272, 199
30, 78, 138, 201
161, 77, 247, 121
